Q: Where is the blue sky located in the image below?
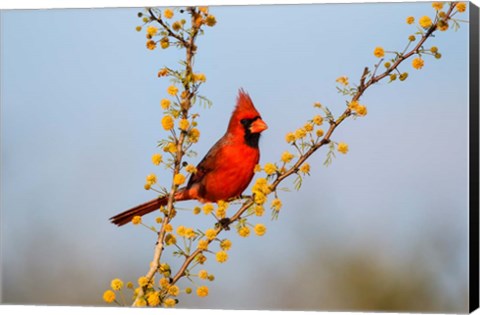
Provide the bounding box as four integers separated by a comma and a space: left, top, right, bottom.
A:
1, 2, 471, 311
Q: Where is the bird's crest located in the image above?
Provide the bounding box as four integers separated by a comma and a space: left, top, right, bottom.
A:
232, 89, 261, 119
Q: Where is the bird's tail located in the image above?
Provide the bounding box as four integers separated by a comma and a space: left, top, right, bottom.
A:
110, 196, 169, 226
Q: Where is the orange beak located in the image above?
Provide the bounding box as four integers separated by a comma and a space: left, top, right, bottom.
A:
249, 118, 268, 134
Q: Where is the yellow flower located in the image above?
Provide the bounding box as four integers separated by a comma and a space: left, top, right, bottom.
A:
160, 98, 171, 109
135, 26, 142, 32
172, 21, 182, 32
161, 115, 174, 130
185, 228, 196, 239
167, 85, 178, 96
216, 207, 226, 219
456, 2, 466, 12
300, 163, 310, 174
271, 198, 282, 211
203, 203, 214, 215
146, 40, 156, 50
168, 285, 180, 296
199, 6, 209, 14
337, 142, 349, 154
197, 286, 209, 297
285, 132, 296, 143
185, 164, 197, 173
151, 153, 162, 165
173, 173, 186, 186
412, 57, 425, 70
197, 239, 209, 250
313, 115, 323, 125
336, 76, 349, 86
254, 205, 265, 216
316, 129, 324, 137
163, 142, 177, 153
164, 298, 176, 307
264, 163, 277, 175
294, 128, 307, 140
159, 277, 170, 289
205, 15, 217, 27
408, 35, 416, 42
432, 2, 444, 10
356, 105, 368, 116
146, 25, 158, 36
238, 226, 250, 238
205, 228, 217, 240
216, 251, 228, 263
220, 239, 232, 251
198, 270, 208, 279
281, 151, 295, 163
110, 278, 123, 291
195, 253, 207, 264
193, 206, 201, 215
437, 19, 449, 31
304, 123, 314, 132
430, 46, 439, 53
178, 118, 190, 131
165, 233, 176, 245
147, 292, 160, 306
419, 16, 432, 28
158, 68, 168, 77
193, 73, 207, 82
103, 290, 116, 303
373, 46, 385, 58
176, 225, 186, 237
254, 164, 262, 172
146, 173, 157, 185
188, 128, 200, 143
144, 183, 151, 190
134, 298, 147, 307
406, 16, 415, 24
138, 276, 149, 287
160, 38, 169, 49
254, 224, 267, 236
164, 9, 174, 19
132, 216, 142, 225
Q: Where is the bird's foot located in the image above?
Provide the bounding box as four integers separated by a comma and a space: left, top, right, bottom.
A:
217, 218, 232, 231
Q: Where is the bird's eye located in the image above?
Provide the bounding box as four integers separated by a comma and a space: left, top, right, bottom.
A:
240, 119, 249, 126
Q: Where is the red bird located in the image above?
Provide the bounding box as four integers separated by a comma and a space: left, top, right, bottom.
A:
110, 90, 268, 226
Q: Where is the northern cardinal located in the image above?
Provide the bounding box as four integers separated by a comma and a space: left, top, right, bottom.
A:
110, 89, 268, 226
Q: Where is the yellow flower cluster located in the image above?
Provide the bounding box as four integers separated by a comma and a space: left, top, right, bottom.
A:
264, 163, 277, 175
188, 128, 200, 143
147, 292, 160, 306
146, 25, 158, 37
348, 101, 368, 116
252, 177, 271, 205
138, 276, 149, 287
300, 163, 310, 174
216, 200, 229, 218
164, 9, 174, 19
167, 85, 178, 96
456, 2, 466, 12
238, 226, 251, 237
281, 151, 295, 163
164, 298, 176, 307
173, 173, 186, 186
254, 224, 266, 236
406, 16, 415, 24
412, 57, 425, 70
103, 290, 116, 303
419, 16, 432, 28
271, 198, 282, 212
111, 278, 124, 291
205, 228, 217, 240
220, 239, 232, 251
162, 115, 174, 130
197, 286, 209, 297
203, 203, 214, 215
432, 2, 444, 11
193, 73, 207, 82
179, 118, 190, 131
337, 142, 349, 154
152, 153, 162, 165
146, 40, 156, 50
216, 251, 228, 263
197, 239, 209, 250
132, 215, 142, 225
373, 46, 385, 58
336, 76, 349, 86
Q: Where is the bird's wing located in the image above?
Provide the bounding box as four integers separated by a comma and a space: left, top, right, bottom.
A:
187, 138, 225, 187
